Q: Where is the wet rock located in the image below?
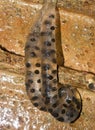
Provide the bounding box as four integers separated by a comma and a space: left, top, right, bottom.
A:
0, 0, 95, 130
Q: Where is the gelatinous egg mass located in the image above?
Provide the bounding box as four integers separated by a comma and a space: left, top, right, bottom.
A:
25, 2, 82, 123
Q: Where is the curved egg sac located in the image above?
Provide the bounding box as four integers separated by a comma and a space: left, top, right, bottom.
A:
25, 2, 82, 123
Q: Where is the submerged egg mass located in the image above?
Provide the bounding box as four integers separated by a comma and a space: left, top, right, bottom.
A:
25, 1, 82, 123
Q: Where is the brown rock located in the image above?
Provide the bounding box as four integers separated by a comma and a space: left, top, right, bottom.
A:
60, 8, 95, 73
0, 0, 95, 130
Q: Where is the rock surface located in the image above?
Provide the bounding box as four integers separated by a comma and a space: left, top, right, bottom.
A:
0, 0, 95, 130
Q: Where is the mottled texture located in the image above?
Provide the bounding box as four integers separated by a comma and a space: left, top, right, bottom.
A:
0, 0, 95, 129
25, 2, 81, 123
60, 8, 95, 73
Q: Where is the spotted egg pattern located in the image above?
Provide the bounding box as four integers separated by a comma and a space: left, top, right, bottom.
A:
25, 1, 82, 123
